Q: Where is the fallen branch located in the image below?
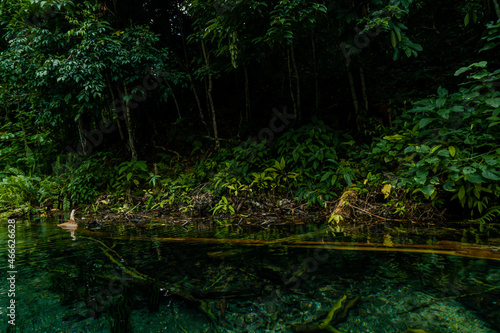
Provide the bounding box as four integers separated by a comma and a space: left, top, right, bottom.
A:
349, 203, 407, 222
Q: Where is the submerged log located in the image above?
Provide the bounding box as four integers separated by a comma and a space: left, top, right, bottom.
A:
76, 230, 500, 261
291, 295, 360, 333
291, 324, 341, 333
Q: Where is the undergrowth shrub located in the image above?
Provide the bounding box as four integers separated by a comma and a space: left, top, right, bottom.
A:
368, 61, 500, 217
0, 167, 62, 212
0, 168, 40, 209
63, 152, 117, 205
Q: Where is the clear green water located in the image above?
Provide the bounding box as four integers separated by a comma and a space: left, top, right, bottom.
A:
1, 217, 499, 333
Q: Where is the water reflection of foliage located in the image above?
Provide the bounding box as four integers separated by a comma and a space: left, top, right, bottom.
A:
49, 258, 99, 307
107, 291, 133, 333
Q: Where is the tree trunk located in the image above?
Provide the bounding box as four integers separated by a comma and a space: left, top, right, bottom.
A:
77, 116, 87, 155
189, 74, 208, 132
145, 108, 159, 138
107, 81, 124, 140
201, 41, 220, 150
123, 84, 138, 160
204, 77, 210, 115
346, 64, 361, 132
493, 0, 500, 19
359, 66, 369, 114
115, 108, 125, 140
290, 43, 301, 120
238, 65, 250, 136
179, 15, 209, 135
244, 65, 250, 122
165, 80, 181, 119
287, 48, 297, 118
17, 104, 30, 159
312, 36, 320, 110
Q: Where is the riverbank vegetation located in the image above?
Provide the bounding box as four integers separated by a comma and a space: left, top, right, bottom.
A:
0, 0, 499, 224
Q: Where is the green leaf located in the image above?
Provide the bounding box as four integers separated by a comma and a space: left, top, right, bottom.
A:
321, 172, 332, 182
393, 47, 400, 61
472, 71, 489, 79
479, 42, 496, 53
395, 26, 402, 41
484, 155, 497, 166
437, 86, 448, 97
430, 145, 442, 154
383, 134, 404, 141
467, 173, 484, 184
420, 186, 435, 196
419, 118, 435, 128
415, 169, 428, 184
126, 172, 133, 181
462, 166, 476, 175
458, 185, 466, 201
482, 170, 500, 180
135, 160, 147, 172
473, 61, 488, 68
443, 181, 454, 191
413, 43, 423, 51
416, 145, 430, 153
455, 67, 469, 76
435, 98, 447, 108
118, 166, 128, 174
404, 146, 416, 153
448, 146, 456, 157
391, 30, 397, 48
464, 12, 470, 26
381, 184, 391, 199
450, 105, 464, 113
437, 149, 450, 157
485, 97, 500, 108
328, 214, 344, 224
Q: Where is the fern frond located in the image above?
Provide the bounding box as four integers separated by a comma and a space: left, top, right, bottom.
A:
475, 206, 500, 224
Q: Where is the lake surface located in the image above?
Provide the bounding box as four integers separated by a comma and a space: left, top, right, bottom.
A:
1, 216, 500, 332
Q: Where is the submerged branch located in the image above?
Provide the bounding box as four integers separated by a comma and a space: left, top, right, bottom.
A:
77, 230, 500, 261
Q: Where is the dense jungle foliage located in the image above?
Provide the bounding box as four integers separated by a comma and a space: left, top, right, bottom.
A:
0, 0, 499, 223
